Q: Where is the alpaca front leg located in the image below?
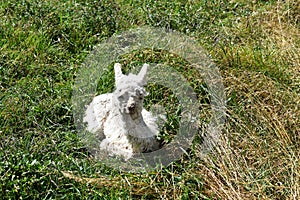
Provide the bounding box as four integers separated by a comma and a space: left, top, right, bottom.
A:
100, 138, 134, 160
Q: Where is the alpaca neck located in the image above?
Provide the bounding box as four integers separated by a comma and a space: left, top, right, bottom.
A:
107, 107, 154, 138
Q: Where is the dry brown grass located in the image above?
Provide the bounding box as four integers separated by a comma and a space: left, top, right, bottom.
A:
193, 1, 300, 199
195, 68, 299, 199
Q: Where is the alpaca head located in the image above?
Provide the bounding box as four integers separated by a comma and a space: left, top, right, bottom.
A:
113, 63, 148, 120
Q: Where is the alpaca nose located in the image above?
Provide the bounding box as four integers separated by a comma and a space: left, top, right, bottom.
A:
128, 97, 136, 110
128, 102, 136, 109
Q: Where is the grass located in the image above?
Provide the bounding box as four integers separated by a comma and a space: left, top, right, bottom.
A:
1, 0, 299, 199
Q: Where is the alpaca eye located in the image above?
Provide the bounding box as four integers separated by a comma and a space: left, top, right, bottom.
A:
118, 95, 124, 101
135, 88, 143, 96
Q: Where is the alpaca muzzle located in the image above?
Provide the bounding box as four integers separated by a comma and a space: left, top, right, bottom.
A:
128, 103, 136, 113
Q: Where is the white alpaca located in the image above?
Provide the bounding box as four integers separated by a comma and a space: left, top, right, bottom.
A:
83, 63, 161, 160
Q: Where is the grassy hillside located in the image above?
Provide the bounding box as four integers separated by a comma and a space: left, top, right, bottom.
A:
1, 0, 299, 199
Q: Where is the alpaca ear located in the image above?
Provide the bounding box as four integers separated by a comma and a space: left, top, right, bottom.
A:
114, 63, 123, 86
138, 63, 148, 85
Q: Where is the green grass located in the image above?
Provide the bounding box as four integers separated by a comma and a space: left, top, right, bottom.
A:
1, 0, 299, 199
